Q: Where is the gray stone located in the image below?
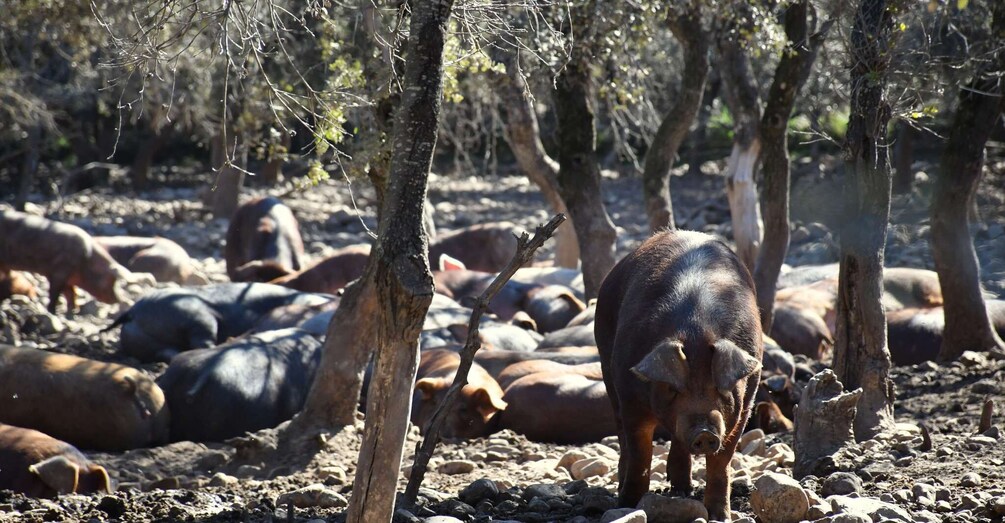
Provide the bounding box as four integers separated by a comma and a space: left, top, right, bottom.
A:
207, 472, 237, 487
960, 472, 982, 488
275, 484, 348, 509
828, 495, 912, 522
913, 483, 937, 501
822, 472, 863, 496
522, 483, 567, 502
527, 497, 551, 512
440, 499, 475, 518
459, 479, 499, 505
579, 486, 617, 513
437, 460, 476, 475
992, 497, 1005, 516
636, 493, 708, 523
423, 517, 464, 523
601, 508, 647, 523
751, 472, 809, 523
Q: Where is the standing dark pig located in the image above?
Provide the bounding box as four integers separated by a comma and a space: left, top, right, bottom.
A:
225, 197, 305, 282
107, 282, 332, 362
95, 236, 199, 285
156, 328, 322, 442
595, 230, 762, 520
0, 210, 125, 312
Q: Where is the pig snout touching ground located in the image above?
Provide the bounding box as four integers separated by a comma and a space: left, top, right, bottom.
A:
428, 222, 525, 273
0, 423, 112, 498
225, 197, 305, 282
0, 210, 125, 313
156, 328, 322, 442
109, 282, 332, 362
94, 236, 197, 285
270, 244, 370, 294
0, 345, 170, 451
497, 372, 617, 444
411, 349, 507, 439
0, 270, 37, 302
595, 230, 762, 520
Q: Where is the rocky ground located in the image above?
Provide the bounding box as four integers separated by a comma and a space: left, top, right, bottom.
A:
1, 157, 1004, 523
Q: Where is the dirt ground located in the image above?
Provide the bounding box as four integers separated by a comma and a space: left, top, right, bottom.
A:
1, 157, 1004, 523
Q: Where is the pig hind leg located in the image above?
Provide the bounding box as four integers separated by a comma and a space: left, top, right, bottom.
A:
617, 414, 657, 508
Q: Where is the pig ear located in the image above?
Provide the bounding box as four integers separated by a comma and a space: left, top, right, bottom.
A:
471, 387, 507, 417
511, 311, 538, 332
631, 340, 688, 391
29, 456, 80, 494
556, 291, 586, 312
712, 339, 761, 392
439, 254, 466, 272
414, 378, 445, 400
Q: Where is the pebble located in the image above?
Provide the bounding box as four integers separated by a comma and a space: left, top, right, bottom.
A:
935, 500, 952, 512
437, 460, 476, 475
459, 479, 498, 505
207, 472, 238, 487
750, 472, 809, 523
913, 483, 937, 501
601, 508, 647, 523
276, 484, 347, 509
571, 458, 612, 480
579, 487, 617, 513
822, 472, 862, 496
527, 498, 550, 512
636, 494, 708, 523
935, 487, 951, 502
738, 429, 766, 456
559, 450, 591, 471
960, 472, 982, 487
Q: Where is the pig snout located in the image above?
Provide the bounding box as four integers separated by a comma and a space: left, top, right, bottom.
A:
690, 429, 721, 455
681, 412, 726, 455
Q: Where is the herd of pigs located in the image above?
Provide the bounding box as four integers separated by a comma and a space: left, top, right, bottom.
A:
1, 197, 1004, 515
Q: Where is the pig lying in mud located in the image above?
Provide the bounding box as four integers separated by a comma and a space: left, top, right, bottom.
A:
270, 244, 370, 294
0, 210, 126, 312
595, 230, 762, 520
0, 345, 169, 451
0, 423, 112, 498
225, 197, 305, 282
428, 222, 525, 273
156, 328, 322, 442
411, 349, 508, 439
108, 282, 332, 362
95, 235, 200, 285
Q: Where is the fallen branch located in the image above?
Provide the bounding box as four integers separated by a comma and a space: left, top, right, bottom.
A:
402, 213, 567, 506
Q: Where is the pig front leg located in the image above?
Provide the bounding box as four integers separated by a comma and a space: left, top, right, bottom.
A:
617, 416, 656, 508
47, 275, 71, 313
667, 435, 693, 497
703, 436, 740, 522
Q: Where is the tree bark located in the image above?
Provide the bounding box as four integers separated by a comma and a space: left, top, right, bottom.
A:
296, 1, 451, 521
490, 51, 580, 267
262, 132, 291, 185
892, 121, 916, 194
832, 0, 901, 441
932, 1, 1005, 361
554, 2, 617, 299
793, 370, 862, 479
718, 23, 764, 272
686, 74, 720, 177
132, 128, 168, 190
753, 1, 830, 333
210, 134, 247, 218
17, 126, 40, 212
641, 6, 710, 233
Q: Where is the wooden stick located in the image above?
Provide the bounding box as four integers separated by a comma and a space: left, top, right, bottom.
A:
978, 399, 994, 434
402, 213, 567, 505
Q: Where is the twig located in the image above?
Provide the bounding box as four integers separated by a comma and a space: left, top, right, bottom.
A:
402, 212, 566, 506
917, 422, 932, 452
978, 399, 994, 434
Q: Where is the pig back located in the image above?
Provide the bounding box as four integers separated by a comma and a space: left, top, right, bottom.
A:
0, 346, 169, 451
225, 197, 305, 281
156, 328, 322, 442
0, 211, 90, 279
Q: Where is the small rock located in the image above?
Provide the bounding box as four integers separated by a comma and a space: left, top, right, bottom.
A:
970, 379, 999, 394
751, 472, 809, 523
765, 443, 795, 466
636, 493, 708, 523
459, 478, 498, 505
822, 472, 862, 496
144, 477, 182, 490
739, 429, 766, 456
96, 496, 127, 518
961, 472, 982, 487
195, 450, 229, 471
601, 508, 647, 523
439, 499, 475, 518
935, 500, 952, 512
579, 487, 617, 513
984, 426, 1002, 439
936, 446, 954, 457
959, 494, 981, 510
828, 495, 912, 522
571, 458, 612, 480
934, 487, 951, 502
438, 460, 476, 475
527, 497, 551, 512
522, 483, 566, 502
892, 489, 911, 503
276, 484, 348, 509
913, 483, 937, 501
959, 351, 987, 367
563, 480, 589, 495
826, 515, 871, 523
394, 509, 421, 523
991, 497, 1005, 515
208, 472, 238, 487
424, 517, 463, 523
559, 450, 591, 470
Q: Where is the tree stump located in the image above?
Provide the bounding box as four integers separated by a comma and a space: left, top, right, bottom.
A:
793, 370, 862, 478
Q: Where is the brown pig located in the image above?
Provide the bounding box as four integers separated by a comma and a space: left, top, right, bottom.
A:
497, 360, 603, 390
225, 197, 305, 282
94, 236, 197, 285
0, 210, 125, 312
0, 270, 37, 302
595, 230, 762, 520
0, 345, 170, 451
497, 372, 617, 444
0, 423, 112, 498
270, 244, 370, 294
428, 222, 525, 273
770, 304, 834, 360
411, 349, 507, 439
748, 401, 794, 434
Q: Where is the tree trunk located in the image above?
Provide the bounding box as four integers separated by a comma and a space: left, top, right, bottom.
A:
297, 1, 450, 521
490, 51, 580, 267
686, 74, 720, 177
892, 121, 916, 194
718, 27, 764, 272
210, 135, 247, 218
17, 125, 40, 212
932, 1, 1005, 361
641, 6, 710, 233
753, 1, 829, 333
132, 129, 168, 190
832, 0, 900, 441
262, 132, 291, 185
793, 370, 862, 479
554, 41, 617, 300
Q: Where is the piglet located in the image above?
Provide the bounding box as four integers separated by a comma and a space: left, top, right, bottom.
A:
595, 230, 762, 520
